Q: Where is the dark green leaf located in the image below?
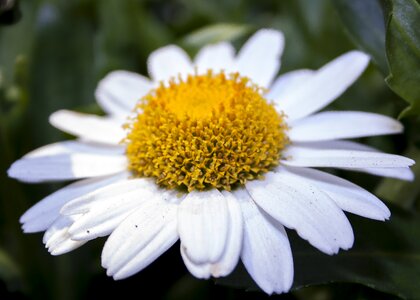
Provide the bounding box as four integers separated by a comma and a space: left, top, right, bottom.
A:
27, 2, 96, 144
0, 247, 21, 290
384, 0, 420, 118
332, 0, 388, 73
218, 205, 420, 299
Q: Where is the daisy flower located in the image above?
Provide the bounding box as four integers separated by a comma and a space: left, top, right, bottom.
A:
8, 29, 415, 294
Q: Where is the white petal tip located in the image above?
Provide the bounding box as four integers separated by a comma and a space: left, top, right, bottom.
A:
7, 163, 19, 179
112, 273, 125, 281
49, 249, 63, 256
21, 224, 40, 234
48, 245, 73, 256
48, 110, 65, 127
347, 50, 370, 66
109, 270, 128, 281
258, 28, 285, 42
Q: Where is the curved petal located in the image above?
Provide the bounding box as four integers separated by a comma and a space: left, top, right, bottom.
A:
246, 171, 354, 254
22, 141, 125, 159
277, 51, 370, 121
180, 191, 243, 279
212, 191, 243, 277
49, 110, 126, 145
235, 29, 285, 87
148, 45, 193, 83
102, 198, 179, 280
66, 179, 160, 241
235, 189, 293, 295
61, 178, 157, 215
95, 70, 152, 118
353, 167, 414, 181
20, 172, 129, 233
178, 190, 229, 264
288, 111, 403, 142
43, 215, 86, 256
280, 166, 390, 220
194, 42, 235, 74
300, 140, 415, 181
282, 144, 414, 168
266, 69, 314, 102
68, 194, 145, 242
180, 247, 211, 279
8, 151, 127, 182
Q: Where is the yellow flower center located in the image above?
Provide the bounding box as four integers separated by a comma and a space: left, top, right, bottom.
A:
125, 71, 288, 191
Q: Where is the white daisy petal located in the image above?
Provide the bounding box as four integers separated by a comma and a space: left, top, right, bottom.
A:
8, 152, 127, 182
43, 215, 86, 256
180, 247, 211, 279
246, 171, 354, 254
301, 140, 415, 180
353, 167, 414, 181
102, 199, 179, 279
235, 29, 285, 87
194, 42, 235, 74
281, 166, 390, 220
68, 194, 144, 242
20, 172, 129, 233
288, 111, 403, 142
180, 191, 243, 279
22, 141, 125, 159
61, 178, 157, 216
148, 45, 194, 83
266, 69, 314, 102
178, 190, 229, 265
66, 179, 159, 241
49, 110, 126, 145
235, 189, 293, 295
278, 51, 370, 121
282, 144, 414, 168
211, 191, 243, 277
95, 70, 152, 118
300, 140, 380, 152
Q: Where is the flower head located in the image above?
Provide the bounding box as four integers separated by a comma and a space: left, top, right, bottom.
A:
8, 29, 415, 294
125, 71, 288, 191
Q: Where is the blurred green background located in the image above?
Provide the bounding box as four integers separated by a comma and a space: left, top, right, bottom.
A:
0, 0, 419, 299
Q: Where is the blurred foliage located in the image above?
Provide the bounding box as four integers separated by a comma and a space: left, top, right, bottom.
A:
332, 0, 388, 73
383, 0, 420, 118
0, 0, 419, 299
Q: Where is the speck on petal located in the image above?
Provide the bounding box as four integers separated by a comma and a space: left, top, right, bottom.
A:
246, 171, 354, 255
102, 198, 179, 279
20, 172, 129, 233
280, 166, 390, 221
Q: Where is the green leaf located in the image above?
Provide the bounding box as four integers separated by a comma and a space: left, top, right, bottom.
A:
332, 0, 388, 73
181, 23, 252, 50
27, 2, 96, 144
384, 0, 420, 118
0, 248, 21, 290
217, 205, 420, 298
